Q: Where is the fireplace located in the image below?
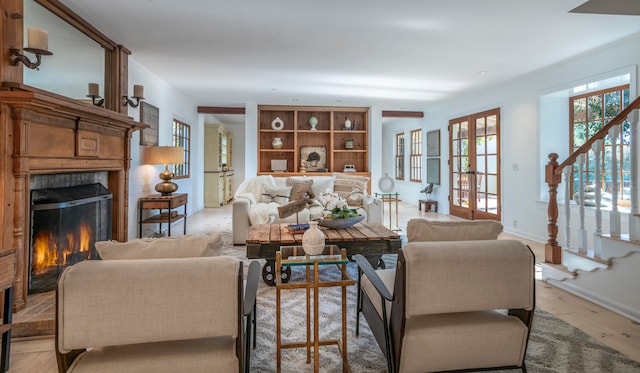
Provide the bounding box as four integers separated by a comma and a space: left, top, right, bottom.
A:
29, 183, 112, 294
0, 84, 143, 310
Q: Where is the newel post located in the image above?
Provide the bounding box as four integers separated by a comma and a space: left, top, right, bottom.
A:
545, 153, 562, 264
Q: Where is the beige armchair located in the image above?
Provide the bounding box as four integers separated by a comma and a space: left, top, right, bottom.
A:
354, 240, 535, 372
56, 256, 259, 373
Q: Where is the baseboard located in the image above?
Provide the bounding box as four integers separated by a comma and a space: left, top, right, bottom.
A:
546, 278, 640, 324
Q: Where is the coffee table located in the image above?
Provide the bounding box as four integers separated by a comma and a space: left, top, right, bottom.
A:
246, 222, 401, 285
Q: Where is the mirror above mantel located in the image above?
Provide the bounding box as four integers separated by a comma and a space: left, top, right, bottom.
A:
23, 0, 104, 101
15, 0, 130, 113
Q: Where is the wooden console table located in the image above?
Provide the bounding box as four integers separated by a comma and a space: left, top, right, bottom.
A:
138, 194, 188, 238
0, 249, 15, 373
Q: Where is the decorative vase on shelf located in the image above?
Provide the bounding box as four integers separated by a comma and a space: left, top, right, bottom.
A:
309, 115, 318, 131
271, 116, 284, 130
302, 221, 325, 255
272, 137, 283, 149
344, 117, 352, 130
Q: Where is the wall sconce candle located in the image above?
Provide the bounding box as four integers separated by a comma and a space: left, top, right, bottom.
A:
123, 84, 145, 108
11, 27, 53, 70
87, 83, 104, 106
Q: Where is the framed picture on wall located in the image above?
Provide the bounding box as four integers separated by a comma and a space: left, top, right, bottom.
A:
426, 158, 440, 185
140, 101, 159, 146
427, 130, 440, 157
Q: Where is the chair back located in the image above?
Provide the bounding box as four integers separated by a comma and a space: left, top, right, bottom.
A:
406, 219, 503, 242
57, 256, 242, 352
401, 239, 534, 316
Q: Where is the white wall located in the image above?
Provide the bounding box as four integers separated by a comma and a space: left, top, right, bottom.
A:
375, 33, 640, 244
126, 58, 202, 240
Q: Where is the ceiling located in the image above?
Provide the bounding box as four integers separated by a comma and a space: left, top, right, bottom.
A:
58, 0, 640, 113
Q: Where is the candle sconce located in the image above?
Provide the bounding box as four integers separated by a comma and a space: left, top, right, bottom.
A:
87, 83, 104, 107
11, 28, 53, 70
123, 84, 145, 108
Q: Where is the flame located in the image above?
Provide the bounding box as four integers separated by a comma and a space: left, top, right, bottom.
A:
32, 221, 94, 274
32, 231, 58, 274
79, 222, 92, 253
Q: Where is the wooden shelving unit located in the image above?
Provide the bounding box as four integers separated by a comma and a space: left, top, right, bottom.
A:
257, 105, 369, 175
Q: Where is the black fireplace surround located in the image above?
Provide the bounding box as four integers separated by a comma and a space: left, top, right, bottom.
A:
29, 183, 112, 294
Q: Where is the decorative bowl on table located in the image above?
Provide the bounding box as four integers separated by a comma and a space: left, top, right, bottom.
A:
318, 215, 365, 229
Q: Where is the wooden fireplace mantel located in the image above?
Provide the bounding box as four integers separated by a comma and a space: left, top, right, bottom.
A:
0, 83, 146, 311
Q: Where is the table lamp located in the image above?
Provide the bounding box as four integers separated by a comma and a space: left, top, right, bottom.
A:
147, 146, 184, 196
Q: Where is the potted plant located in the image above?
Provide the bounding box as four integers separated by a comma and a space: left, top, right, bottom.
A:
345, 138, 354, 149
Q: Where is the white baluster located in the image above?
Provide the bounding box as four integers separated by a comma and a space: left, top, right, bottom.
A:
609, 126, 621, 238
563, 166, 572, 250
577, 153, 588, 253
592, 139, 603, 258
629, 110, 640, 241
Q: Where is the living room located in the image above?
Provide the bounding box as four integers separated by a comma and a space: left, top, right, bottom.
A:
2, 0, 640, 372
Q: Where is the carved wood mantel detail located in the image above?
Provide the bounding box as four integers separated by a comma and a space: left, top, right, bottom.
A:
0, 84, 145, 310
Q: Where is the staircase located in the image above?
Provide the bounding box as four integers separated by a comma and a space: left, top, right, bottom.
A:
542, 96, 640, 323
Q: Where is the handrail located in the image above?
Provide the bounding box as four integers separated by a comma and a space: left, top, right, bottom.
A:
545, 95, 640, 264
556, 95, 640, 173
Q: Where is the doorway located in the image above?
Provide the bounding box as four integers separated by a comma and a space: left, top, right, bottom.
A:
449, 108, 501, 221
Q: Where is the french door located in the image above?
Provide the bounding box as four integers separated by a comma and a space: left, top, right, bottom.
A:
449, 108, 501, 221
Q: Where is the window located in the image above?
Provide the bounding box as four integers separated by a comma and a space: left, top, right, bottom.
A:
172, 119, 190, 179
570, 85, 630, 201
395, 133, 405, 180
410, 129, 422, 182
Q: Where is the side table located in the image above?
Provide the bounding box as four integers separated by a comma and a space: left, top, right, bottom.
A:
419, 199, 438, 212
138, 193, 188, 238
0, 249, 15, 373
275, 246, 354, 373
375, 192, 400, 231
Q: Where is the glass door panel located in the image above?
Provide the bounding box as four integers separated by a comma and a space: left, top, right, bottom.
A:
449, 109, 501, 221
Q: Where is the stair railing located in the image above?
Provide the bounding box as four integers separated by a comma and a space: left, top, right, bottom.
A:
545, 95, 640, 264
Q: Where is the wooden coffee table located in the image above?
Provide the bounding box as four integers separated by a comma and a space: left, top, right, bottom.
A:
246, 222, 401, 285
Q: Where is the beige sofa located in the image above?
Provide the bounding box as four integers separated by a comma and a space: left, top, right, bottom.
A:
232, 174, 383, 245
56, 256, 257, 373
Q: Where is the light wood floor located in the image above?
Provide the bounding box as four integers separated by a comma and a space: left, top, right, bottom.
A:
8, 201, 640, 372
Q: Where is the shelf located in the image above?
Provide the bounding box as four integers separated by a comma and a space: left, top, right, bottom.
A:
142, 214, 186, 224
258, 105, 369, 174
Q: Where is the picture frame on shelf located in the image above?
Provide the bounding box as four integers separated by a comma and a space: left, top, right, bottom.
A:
140, 101, 159, 146
300, 146, 326, 172
427, 129, 440, 157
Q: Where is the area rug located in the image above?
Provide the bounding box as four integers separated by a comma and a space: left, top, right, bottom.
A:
216, 231, 640, 372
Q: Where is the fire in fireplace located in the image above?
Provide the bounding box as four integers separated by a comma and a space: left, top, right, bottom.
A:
29, 183, 112, 294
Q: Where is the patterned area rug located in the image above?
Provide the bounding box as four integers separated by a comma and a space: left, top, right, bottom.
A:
217, 231, 640, 373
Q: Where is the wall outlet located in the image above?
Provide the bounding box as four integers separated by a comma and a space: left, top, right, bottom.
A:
512, 163, 519, 171
513, 220, 518, 228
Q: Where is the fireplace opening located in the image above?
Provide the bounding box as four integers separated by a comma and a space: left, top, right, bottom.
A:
29, 183, 112, 294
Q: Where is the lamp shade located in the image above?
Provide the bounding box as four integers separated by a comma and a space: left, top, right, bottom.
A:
147, 146, 184, 165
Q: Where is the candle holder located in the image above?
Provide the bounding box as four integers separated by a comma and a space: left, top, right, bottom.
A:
11, 47, 52, 71
87, 83, 104, 107
11, 28, 53, 70
123, 84, 145, 108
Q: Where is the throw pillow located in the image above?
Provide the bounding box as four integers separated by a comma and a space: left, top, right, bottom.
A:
95, 234, 223, 260
333, 173, 370, 206
260, 184, 292, 204
287, 178, 314, 201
